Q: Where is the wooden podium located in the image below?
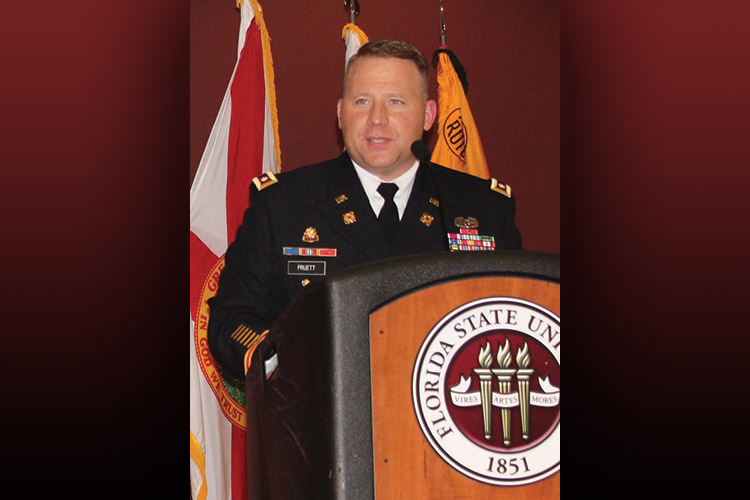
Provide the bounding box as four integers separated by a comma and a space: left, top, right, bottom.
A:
245, 251, 559, 499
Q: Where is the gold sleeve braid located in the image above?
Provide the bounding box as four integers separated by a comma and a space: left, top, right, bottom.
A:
231, 324, 270, 375
230, 324, 261, 348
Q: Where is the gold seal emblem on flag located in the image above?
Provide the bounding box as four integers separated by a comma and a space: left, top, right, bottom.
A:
194, 256, 246, 429
442, 108, 467, 162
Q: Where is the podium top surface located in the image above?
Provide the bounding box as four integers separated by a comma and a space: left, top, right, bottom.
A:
317, 250, 559, 314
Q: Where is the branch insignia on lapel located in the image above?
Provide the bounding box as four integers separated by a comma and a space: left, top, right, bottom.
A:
420, 213, 435, 227
342, 211, 357, 225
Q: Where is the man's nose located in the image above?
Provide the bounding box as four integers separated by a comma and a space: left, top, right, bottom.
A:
367, 101, 388, 126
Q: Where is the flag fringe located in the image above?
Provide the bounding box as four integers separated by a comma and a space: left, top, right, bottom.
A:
247, 0, 282, 171
189, 431, 208, 500
341, 23, 369, 45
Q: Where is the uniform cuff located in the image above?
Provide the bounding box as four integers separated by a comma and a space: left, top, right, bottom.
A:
243, 329, 269, 375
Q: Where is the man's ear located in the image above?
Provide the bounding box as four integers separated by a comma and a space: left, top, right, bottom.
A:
423, 99, 437, 130
336, 98, 344, 129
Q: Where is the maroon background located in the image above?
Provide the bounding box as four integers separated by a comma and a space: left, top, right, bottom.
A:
190, 0, 560, 254
1, 1, 750, 498
563, 1, 750, 493
1, 1, 188, 496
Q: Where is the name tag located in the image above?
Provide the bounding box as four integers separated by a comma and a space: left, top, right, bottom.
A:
287, 260, 326, 276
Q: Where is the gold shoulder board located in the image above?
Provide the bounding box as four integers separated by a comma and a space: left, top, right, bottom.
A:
490, 178, 512, 198
252, 172, 279, 191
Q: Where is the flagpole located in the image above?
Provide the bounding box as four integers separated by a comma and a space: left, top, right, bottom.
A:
431, 0, 491, 179
342, 0, 368, 71
344, 0, 361, 25
439, 0, 447, 46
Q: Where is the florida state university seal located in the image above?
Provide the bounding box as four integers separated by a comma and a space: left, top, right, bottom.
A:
412, 297, 560, 486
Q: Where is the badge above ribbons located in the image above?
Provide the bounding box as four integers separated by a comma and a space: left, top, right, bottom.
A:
448, 216, 495, 251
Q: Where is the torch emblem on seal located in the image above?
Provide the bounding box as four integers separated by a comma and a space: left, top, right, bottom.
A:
453, 338, 558, 447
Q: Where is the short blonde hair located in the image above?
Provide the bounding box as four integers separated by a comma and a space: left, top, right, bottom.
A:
344, 39, 430, 100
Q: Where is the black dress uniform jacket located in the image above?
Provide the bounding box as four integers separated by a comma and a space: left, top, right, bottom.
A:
207, 152, 522, 379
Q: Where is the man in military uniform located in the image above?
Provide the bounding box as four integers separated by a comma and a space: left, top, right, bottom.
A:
208, 40, 522, 379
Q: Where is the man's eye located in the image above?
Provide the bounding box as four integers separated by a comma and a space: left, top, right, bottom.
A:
389, 99, 404, 105
355, 98, 370, 105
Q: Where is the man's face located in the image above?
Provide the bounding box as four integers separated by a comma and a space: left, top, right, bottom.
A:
337, 56, 437, 181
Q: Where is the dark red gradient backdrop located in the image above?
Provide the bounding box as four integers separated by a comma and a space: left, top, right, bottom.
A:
563, 1, 750, 495
1, 1, 187, 496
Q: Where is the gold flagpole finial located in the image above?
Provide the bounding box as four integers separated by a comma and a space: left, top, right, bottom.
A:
344, 0, 361, 25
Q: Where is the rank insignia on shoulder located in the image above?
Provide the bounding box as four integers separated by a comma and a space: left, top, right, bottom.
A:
335, 194, 348, 204
490, 178, 512, 198
252, 172, 279, 191
302, 226, 319, 243
429, 197, 440, 207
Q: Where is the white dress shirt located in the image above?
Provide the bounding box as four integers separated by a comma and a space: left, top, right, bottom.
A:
351, 160, 420, 220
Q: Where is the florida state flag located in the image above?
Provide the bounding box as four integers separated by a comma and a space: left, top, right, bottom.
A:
190, 1, 280, 499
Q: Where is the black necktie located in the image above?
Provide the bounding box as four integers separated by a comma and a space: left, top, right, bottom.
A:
377, 182, 400, 243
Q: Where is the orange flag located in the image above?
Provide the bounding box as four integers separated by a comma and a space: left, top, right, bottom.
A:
431, 49, 490, 179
